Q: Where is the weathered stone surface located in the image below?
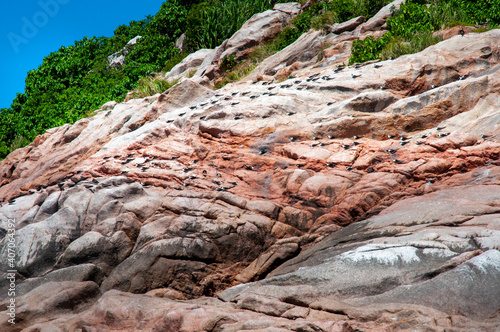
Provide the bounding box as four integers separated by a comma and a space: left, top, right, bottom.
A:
101, 100, 117, 110
0, 3, 500, 331
14, 264, 105, 297
165, 48, 213, 81
107, 35, 142, 68
248, 29, 324, 79
328, 16, 365, 34
235, 241, 300, 283
357, 0, 404, 33
273, 2, 301, 16
0, 281, 101, 331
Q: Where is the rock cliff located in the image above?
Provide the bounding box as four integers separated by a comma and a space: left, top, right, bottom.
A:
0, 1, 499, 331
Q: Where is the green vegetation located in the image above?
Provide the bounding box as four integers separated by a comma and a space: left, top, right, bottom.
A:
350, 0, 500, 64
133, 75, 179, 99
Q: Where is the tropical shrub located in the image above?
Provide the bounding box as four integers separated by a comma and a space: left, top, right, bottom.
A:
350, 0, 500, 64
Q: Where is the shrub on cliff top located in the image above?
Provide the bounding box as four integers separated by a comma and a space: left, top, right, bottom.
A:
349, 0, 500, 64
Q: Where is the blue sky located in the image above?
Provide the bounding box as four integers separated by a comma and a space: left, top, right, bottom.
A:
0, 0, 166, 109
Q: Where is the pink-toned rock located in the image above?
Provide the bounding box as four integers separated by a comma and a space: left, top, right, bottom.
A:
329, 16, 366, 34
1, 4, 500, 332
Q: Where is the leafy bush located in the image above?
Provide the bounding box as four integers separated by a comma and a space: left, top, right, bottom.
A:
349, 33, 393, 64
350, 0, 500, 64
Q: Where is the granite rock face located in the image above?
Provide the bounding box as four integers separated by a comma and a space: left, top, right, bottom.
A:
1, 1, 500, 331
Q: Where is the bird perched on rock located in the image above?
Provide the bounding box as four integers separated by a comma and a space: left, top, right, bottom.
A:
351, 73, 361, 79
459, 28, 465, 37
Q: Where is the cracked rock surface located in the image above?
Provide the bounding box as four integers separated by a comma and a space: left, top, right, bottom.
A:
1, 1, 500, 331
